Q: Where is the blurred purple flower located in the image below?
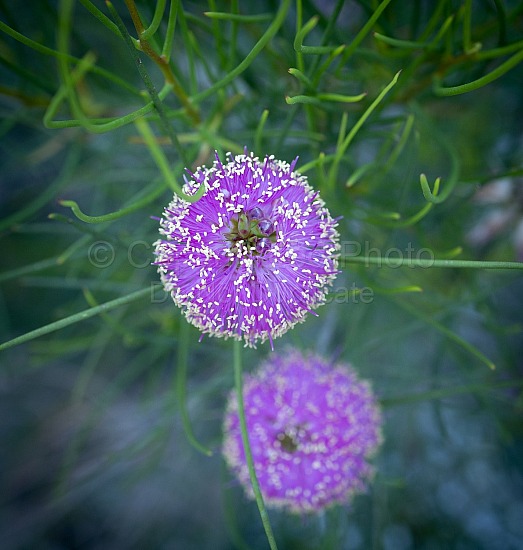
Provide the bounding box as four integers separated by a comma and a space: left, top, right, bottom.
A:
154, 152, 339, 347
223, 348, 383, 513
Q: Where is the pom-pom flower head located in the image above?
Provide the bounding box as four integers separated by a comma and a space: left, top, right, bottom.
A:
222, 349, 383, 514
154, 151, 339, 347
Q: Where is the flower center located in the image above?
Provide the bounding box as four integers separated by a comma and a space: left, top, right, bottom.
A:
278, 432, 299, 453
276, 424, 308, 454
224, 207, 276, 254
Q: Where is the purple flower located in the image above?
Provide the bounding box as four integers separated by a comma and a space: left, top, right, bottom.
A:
154, 152, 339, 347
222, 349, 383, 514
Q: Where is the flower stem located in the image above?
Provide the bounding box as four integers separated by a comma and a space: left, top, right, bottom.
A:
434, 46, 523, 96
134, 116, 205, 202
328, 70, 400, 188
107, 1, 191, 169
381, 378, 523, 407
176, 320, 213, 456
233, 340, 278, 550
122, 0, 200, 124
0, 288, 151, 351
341, 256, 523, 270
57, 177, 168, 223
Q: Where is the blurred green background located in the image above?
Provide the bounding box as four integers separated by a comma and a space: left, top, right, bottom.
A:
1, 1, 523, 548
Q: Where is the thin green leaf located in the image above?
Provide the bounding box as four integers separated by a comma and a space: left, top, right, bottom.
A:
254, 109, 269, 155
78, 0, 120, 36
434, 47, 523, 96
328, 70, 401, 187
0, 19, 139, 95
341, 256, 523, 270
381, 378, 523, 407
191, 0, 291, 104
0, 142, 81, 232
341, 0, 395, 61
56, 178, 168, 224
204, 12, 272, 23
176, 319, 213, 456
233, 340, 278, 550
162, 0, 179, 60
0, 288, 151, 352
294, 15, 342, 54
140, 0, 166, 40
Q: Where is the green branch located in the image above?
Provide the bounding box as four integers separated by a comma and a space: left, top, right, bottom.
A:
381, 378, 523, 407
57, 178, 167, 223
43, 51, 172, 132
176, 319, 213, 456
286, 92, 366, 105
204, 12, 272, 23
341, 256, 523, 270
140, 0, 166, 40
233, 340, 278, 550
434, 47, 523, 96
119, 0, 199, 124
0, 19, 138, 95
0, 288, 151, 352
328, 71, 401, 187
294, 15, 342, 54
134, 117, 205, 202
191, 0, 291, 103
107, 1, 195, 160
341, 0, 394, 61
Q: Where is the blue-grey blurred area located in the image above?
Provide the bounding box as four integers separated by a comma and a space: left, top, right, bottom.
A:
1, 0, 523, 549
0, 362, 237, 549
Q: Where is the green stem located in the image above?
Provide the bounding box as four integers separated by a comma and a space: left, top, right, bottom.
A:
286, 92, 366, 105
254, 109, 269, 155
306, 0, 346, 81
204, 12, 272, 23
295, 0, 305, 73
341, 256, 523, 270
134, 116, 205, 202
0, 141, 81, 232
491, 0, 507, 46
312, 44, 346, 87
43, 46, 172, 132
233, 340, 278, 550
78, 0, 120, 36
162, 0, 178, 60
0, 288, 151, 352
382, 113, 415, 171
341, 0, 394, 62
288, 67, 312, 87
191, 0, 291, 104
140, 0, 166, 40
381, 378, 523, 407
462, 0, 473, 53
107, 1, 193, 164
226, 0, 240, 72
294, 16, 341, 54
57, 178, 168, 223
373, 32, 432, 50
0, 258, 62, 284
0, 19, 139, 96
57, 0, 96, 132
434, 46, 523, 96
328, 71, 400, 187
120, 0, 200, 124
176, 320, 213, 456
396, 299, 496, 370
476, 39, 523, 60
